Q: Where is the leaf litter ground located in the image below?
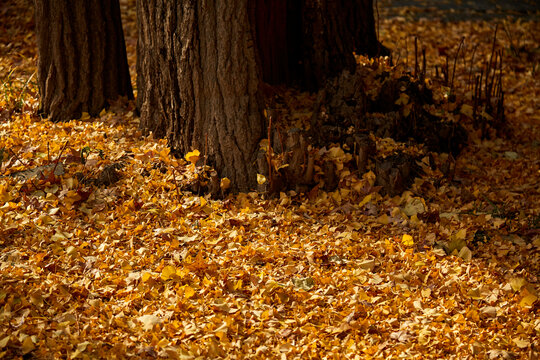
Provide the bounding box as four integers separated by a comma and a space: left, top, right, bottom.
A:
0, 2, 538, 359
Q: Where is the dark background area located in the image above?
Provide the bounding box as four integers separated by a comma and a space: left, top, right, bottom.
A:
379, 0, 540, 21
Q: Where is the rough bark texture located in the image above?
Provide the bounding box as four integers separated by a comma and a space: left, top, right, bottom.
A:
251, 0, 387, 90
34, 0, 133, 122
249, 0, 301, 86
137, 0, 265, 192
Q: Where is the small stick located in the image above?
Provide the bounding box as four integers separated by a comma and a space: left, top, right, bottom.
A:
485, 25, 499, 98
467, 44, 478, 91
445, 56, 449, 85
450, 37, 465, 92
414, 37, 418, 78
172, 166, 182, 200
203, 133, 208, 167
375, 0, 381, 55
51, 140, 69, 176
9, 148, 28, 167
405, 37, 408, 69
9, 149, 39, 191
421, 47, 426, 81
267, 110, 273, 186
473, 75, 480, 126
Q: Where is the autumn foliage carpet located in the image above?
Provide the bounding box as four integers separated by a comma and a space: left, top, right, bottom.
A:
0, 1, 538, 359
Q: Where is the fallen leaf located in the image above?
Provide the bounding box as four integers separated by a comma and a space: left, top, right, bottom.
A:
402, 234, 414, 246
138, 314, 162, 331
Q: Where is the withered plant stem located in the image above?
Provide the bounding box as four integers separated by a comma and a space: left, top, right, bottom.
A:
450, 37, 465, 93
267, 111, 273, 186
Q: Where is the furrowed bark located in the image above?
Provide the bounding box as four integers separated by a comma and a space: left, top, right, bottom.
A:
34, 0, 133, 121
137, 0, 265, 192
251, 0, 387, 90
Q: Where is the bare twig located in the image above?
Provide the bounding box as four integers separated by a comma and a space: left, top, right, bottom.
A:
467, 44, 478, 91
450, 37, 465, 92
171, 166, 182, 200
267, 110, 273, 187
51, 140, 69, 176
9, 149, 40, 192
203, 133, 208, 167
421, 47, 426, 81
414, 37, 418, 78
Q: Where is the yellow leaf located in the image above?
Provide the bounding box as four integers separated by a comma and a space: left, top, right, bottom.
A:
203, 276, 212, 287
356, 289, 371, 301
220, 178, 231, 190
455, 229, 467, 240
395, 93, 409, 105
29, 291, 44, 307
358, 194, 372, 207
259, 139, 270, 151
185, 149, 200, 164
257, 174, 266, 184
184, 285, 195, 299
376, 214, 389, 224
138, 314, 162, 331
260, 310, 270, 320
358, 259, 375, 271
519, 293, 537, 308
362, 170, 376, 186
403, 104, 411, 117
410, 214, 421, 226
418, 328, 430, 345
480, 110, 493, 120
0, 336, 9, 348
199, 196, 207, 207
421, 288, 431, 298
460, 104, 473, 119
458, 246, 472, 261
403, 197, 425, 216
234, 279, 243, 290
402, 234, 414, 246
468, 287, 483, 300
161, 266, 177, 281
159, 148, 171, 163
330, 191, 341, 203
327, 146, 345, 159
509, 278, 527, 292
142, 272, 152, 282
21, 336, 35, 355
0, 183, 13, 203
70, 342, 91, 359
513, 338, 531, 348
465, 309, 479, 321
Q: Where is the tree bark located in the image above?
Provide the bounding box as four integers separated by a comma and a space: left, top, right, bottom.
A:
138, 1, 386, 192
137, 0, 265, 192
251, 0, 387, 90
34, 0, 133, 122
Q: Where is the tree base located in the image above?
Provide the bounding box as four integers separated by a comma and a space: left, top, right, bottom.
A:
253, 63, 469, 197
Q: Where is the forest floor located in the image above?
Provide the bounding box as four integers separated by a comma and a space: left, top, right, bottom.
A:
0, 1, 539, 359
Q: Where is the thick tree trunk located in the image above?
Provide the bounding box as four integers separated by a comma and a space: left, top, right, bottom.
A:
34, 0, 133, 122
137, 0, 265, 192
251, 0, 387, 90
138, 1, 385, 192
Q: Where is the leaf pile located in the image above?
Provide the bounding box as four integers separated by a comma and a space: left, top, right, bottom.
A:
0, 2, 539, 359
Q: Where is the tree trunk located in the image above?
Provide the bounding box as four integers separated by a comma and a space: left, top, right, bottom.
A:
137, 0, 265, 192
34, 0, 133, 122
138, 1, 386, 192
251, 0, 387, 90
